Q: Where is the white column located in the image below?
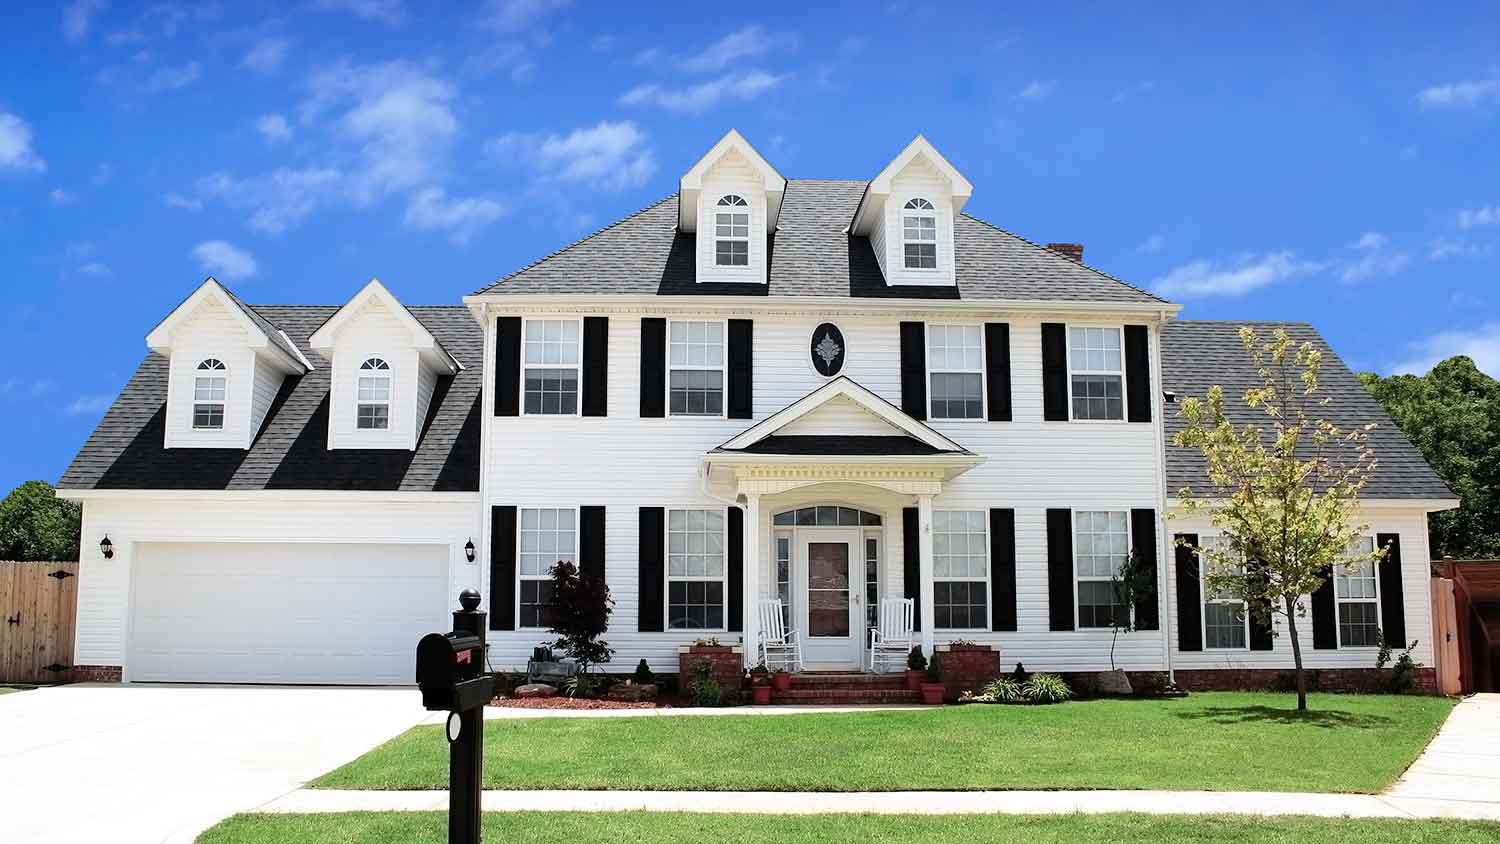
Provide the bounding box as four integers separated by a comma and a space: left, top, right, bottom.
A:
917, 493, 935, 656
742, 493, 761, 665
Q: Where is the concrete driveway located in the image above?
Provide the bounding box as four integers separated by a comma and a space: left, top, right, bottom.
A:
0, 683, 428, 844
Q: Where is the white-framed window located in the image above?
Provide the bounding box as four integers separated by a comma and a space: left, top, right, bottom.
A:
775, 532, 792, 631
933, 510, 988, 630
523, 319, 580, 415
668, 320, 724, 417
1200, 535, 1249, 650
517, 507, 576, 629
1335, 536, 1381, 647
902, 197, 937, 269
1068, 326, 1125, 421
1074, 510, 1129, 628
714, 194, 749, 267
192, 358, 227, 429
356, 357, 391, 430
927, 324, 984, 420
865, 534, 881, 631
668, 508, 726, 630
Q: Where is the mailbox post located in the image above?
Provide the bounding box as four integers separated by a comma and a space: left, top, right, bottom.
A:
416, 589, 496, 844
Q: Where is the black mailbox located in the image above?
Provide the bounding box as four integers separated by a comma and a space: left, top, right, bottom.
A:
416, 632, 491, 712
416, 589, 494, 844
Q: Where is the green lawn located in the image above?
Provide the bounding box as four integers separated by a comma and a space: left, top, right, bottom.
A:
198, 812, 1500, 844
313, 692, 1453, 794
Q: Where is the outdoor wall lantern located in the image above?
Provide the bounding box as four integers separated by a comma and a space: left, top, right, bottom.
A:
464, 538, 476, 563
100, 535, 114, 560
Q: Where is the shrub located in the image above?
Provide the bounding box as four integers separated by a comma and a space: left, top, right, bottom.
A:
545, 560, 615, 692
981, 677, 1025, 704
1022, 673, 1072, 704
633, 659, 655, 686
906, 646, 927, 672
687, 658, 727, 707
563, 673, 603, 699
924, 652, 942, 683
1377, 635, 1423, 694
1010, 662, 1030, 684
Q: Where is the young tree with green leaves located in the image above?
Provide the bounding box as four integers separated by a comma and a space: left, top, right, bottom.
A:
1174, 327, 1382, 711
0, 481, 81, 562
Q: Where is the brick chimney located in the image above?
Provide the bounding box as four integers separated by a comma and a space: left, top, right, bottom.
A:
1046, 242, 1084, 263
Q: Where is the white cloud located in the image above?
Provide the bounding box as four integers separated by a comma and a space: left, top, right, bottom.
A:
1391, 322, 1500, 377
163, 191, 203, 211
196, 167, 342, 234
1457, 205, 1499, 229
49, 188, 76, 205
681, 24, 797, 73
481, 0, 571, 31
0, 112, 46, 174
1134, 234, 1165, 254
78, 261, 112, 277
404, 187, 508, 245
1151, 251, 1323, 298
313, 0, 404, 25
65, 394, 113, 416
1430, 237, 1481, 260
62, 0, 106, 42
487, 120, 656, 192
255, 113, 293, 144
619, 70, 788, 112
144, 61, 202, 92
242, 37, 290, 74
1018, 79, 1057, 100
191, 240, 258, 282
1339, 231, 1411, 282
1417, 74, 1500, 108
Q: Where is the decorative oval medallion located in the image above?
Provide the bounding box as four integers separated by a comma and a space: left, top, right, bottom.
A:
810, 322, 846, 377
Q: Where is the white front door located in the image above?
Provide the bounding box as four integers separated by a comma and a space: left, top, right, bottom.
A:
797, 527, 862, 668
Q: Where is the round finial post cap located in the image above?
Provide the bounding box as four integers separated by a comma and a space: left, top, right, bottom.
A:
458, 589, 482, 611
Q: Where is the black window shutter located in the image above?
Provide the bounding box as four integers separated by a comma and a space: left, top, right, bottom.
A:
581, 317, 608, 417
1311, 565, 1337, 649
903, 507, 921, 631
727, 507, 744, 632
1046, 508, 1075, 631
489, 506, 517, 631
1378, 534, 1406, 648
1124, 324, 1151, 423
899, 322, 927, 420
1174, 533, 1202, 651
1248, 556, 1275, 651
1041, 323, 1069, 422
1130, 509, 1159, 630
727, 319, 753, 419
989, 508, 1017, 632
494, 317, 521, 417
637, 507, 665, 632
639, 318, 666, 418
984, 323, 1012, 422
579, 506, 605, 581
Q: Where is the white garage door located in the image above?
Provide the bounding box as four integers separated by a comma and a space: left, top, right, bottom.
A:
129, 542, 450, 684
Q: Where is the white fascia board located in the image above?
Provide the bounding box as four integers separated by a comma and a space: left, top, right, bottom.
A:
678, 129, 787, 231
462, 292, 1181, 319
146, 277, 270, 354
55, 488, 481, 504
718, 376, 966, 453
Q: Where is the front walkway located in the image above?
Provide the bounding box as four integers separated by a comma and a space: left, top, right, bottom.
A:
1387, 693, 1500, 809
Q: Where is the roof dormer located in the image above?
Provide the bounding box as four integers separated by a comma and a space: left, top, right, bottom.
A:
145, 278, 310, 450
679, 129, 785, 285
850, 136, 973, 287
308, 278, 460, 451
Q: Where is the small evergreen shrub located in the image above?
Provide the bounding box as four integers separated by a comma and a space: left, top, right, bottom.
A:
1022, 673, 1072, 704
906, 646, 927, 672
633, 659, 655, 686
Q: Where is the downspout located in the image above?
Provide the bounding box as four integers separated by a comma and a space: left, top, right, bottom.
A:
1152, 309, 1175, 685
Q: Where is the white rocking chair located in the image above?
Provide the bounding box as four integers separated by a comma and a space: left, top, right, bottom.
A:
868, 598, 915, 673
757, 598, 802, 673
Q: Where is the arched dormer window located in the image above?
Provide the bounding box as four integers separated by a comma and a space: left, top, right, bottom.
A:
714, 194, 749, 267
357, 357, 391, 430
193, 358, 228, 430
902, 197, 937, 270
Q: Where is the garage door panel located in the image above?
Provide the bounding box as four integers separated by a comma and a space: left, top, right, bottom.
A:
129, 542, 448, 684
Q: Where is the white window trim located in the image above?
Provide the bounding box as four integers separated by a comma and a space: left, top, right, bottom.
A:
520, 317, 583, 418
713, 194, 752, 270
932, 509, 991, 633
901, 196, 940, 273
356, 357, 392, 431
863, 531, 881, 633
1065, 323, 1129, 424
666, 505, 731, 633
774, 529, 794, 626
1073, 509, 1131, 630
1198, 535, 1250, 651
665, 318, 728, 420
1334, 535, 1382, 649
924, 323, 988, 422
515, 505, 581, 632
192, 358, 228, 430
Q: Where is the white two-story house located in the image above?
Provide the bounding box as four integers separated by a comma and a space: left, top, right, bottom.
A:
58, 131, 1455, 689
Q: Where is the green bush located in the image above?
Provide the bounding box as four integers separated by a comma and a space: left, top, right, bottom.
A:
980, 677, 1026, 703
1022, 673, 1072, 704
687, 658, 727, 707
633, 659, 655, 686
906, 646, 927, 672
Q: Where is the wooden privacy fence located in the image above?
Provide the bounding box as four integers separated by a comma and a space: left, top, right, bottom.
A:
1, 561, 79, 684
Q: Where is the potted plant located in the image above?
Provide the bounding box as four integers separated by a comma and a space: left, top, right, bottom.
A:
771, 666, 793, 692
905, 646, 927, 691
748, 663, 772, 704
920, 653, 945, 705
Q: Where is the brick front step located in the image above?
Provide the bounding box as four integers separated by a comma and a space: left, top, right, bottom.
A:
771, 687, 922, 705
787, 672, 909, 690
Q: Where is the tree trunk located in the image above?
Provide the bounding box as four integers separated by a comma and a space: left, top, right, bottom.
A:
1283, 594, 1307, 711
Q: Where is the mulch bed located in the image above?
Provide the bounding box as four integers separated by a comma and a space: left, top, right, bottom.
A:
489, 696, 664, 710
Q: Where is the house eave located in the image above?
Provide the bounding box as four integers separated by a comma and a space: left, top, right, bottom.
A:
462, 292, 1184, 318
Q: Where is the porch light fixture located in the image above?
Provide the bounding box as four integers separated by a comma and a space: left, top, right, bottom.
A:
100, 535, 114, 560
464, 539, 476, 563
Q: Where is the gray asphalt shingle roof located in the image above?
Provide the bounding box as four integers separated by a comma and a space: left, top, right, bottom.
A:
58, 305, 480, 492
1161, 321, 1453, 501
473, 180, 1168, 304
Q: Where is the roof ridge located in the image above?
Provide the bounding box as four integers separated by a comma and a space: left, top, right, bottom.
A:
473, 193, 678, 296
959, 211, 1172, 305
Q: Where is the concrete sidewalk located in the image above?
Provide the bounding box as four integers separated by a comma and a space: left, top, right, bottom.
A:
1387, 693, 1500, 808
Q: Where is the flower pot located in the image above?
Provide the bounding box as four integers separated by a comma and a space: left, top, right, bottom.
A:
751, 684, 772, 705
905, 670, 923, 692
772, 672, 793, 692
920, 682, 945, 706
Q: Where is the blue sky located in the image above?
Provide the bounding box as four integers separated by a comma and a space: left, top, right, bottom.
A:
2, 1, 1498, 493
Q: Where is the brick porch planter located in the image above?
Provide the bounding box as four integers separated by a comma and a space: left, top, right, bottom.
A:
678, 644, 744, 699
938, 643, 1001, 702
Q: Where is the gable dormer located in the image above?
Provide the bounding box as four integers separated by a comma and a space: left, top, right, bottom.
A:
850, 136, 974, 287
309, 279, 460, 451
678, 129, 785, 285
146, 278, 310, 450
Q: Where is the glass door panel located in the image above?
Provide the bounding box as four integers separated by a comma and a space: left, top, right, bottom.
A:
807, 542, 851, 638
